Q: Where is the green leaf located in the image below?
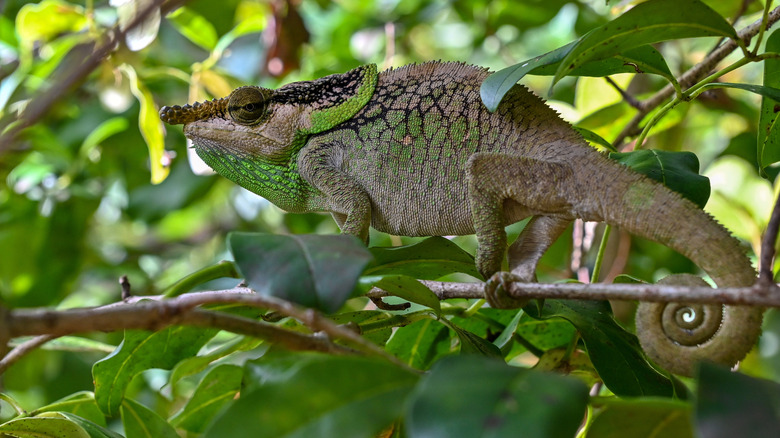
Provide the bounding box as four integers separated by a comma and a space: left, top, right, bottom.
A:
53, 412, 124, 438
365, 236, 481, 280
33, 392, 106, 427
92, 327, 217, 416
533, 45, 675, 81
170, 364, 243, 433
385, 318, 451, 369
492, 309, 524, 351
11, 336, 116, 353
166, 7, 218, 51
204, 353, 419, 438
120, 64, 169, 184
588, 399, 693, 438
481, 40, 577, 112
168, 336, 259, 387
574, 126, 617, 153
701, 82, 780, 101
760, 34, 780, 172
372, 275, 442, 314
228, 232, 373, 313
515, 312, 578, 350
695, 363, 780, 437
439, 318, 503, 358
121, 399, 179, 438
0, 415, 90, 438
553, 0, 736, 87
525, 300, 677, 397
609, 150, 711, 208
15, 0, 86, 48
405, 356, 589, 438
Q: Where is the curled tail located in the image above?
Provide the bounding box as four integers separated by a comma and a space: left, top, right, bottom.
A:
581, 156, 763, 376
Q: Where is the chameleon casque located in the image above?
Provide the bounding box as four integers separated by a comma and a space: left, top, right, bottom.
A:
160, 62, 763, 376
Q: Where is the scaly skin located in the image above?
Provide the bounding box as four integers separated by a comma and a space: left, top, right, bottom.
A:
160, 62, 762, 376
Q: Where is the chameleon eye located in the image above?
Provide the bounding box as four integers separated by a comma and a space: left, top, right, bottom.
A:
227, 86, 270, 125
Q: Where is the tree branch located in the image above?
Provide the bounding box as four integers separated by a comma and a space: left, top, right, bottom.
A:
760, 189, 780, 285
0, 0, 188, 152
612, 5, 780, 146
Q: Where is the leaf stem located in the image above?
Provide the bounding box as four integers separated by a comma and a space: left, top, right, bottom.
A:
590, 225, 612, 283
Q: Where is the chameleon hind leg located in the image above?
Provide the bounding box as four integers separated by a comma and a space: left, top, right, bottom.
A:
466, 153, 575, 308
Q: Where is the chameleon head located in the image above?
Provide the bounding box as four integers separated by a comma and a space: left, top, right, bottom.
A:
159, 86, 301, 162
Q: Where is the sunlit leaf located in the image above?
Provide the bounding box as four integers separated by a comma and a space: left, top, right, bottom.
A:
15, 0, 86, 49
120, 64, 170, 184
166, 7, 218, 51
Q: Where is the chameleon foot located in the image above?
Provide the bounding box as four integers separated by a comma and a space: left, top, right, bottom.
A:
484, 271, 530, 309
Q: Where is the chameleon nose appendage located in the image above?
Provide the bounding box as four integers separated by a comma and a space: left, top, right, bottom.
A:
159, 97, 229, 125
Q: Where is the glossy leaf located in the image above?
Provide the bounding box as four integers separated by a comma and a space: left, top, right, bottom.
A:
588, 399, 693, 438
92, 327, 217, 416
365, 236, 481, 280
228, 232, 372, 313
609, 150, 710, 208
695, 362, 780, 438
34, 392, 106, 427
121, 399, 179, 438
405, 356, 588, 438
385, 318, 451, 369
120, 64, 170, 184
167, 7, 218, 51
525, 300, 677, 397
52, 412, 123, 438
553, 0, 736, 86
372, 275, 442, 314
0, 415, 90, 438
170, 364, 243, 433
205, 353, 418, 438
759, 33, 780, 173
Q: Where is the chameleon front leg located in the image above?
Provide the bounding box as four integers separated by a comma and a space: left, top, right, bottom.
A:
298, 143, 372, 243
467, 153, 575, 308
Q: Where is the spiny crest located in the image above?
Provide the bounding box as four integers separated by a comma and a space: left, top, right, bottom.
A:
380, 61, 491, 84
159, 96, 229, 125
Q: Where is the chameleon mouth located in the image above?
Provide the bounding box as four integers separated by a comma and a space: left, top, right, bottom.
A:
159, 97, 228, 125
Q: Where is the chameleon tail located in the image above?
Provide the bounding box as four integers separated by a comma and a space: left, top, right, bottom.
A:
584, 157, 763, 377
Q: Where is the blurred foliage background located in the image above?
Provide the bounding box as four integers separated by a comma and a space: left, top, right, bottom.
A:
0, 0, 778, 417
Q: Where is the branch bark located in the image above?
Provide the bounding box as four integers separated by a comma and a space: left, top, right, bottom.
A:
612, 5, 780, 146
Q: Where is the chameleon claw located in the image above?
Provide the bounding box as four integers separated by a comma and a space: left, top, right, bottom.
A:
484, 271, 529, 309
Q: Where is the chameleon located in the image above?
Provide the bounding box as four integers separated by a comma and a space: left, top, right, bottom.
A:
159, 61, 763, 376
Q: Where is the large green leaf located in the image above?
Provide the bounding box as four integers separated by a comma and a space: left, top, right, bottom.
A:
33, 392, 106, 427
405, 356, 588, 438
170, 364, 243, 433
228, 232, 372, 313
385, 318, 451, 369
695, 363, 780, 437
759, 32, 780, 173
609, 150, 710, 208
525, 300, 678, 398
365, 236, 481, 280
121, 399, 179, 438
552, 0, 736, 86
92, 327, 217, 416
439, 318, 503, 358
588, 399, 693, 438
204, 353, 418, 438
0, 415, 91, 438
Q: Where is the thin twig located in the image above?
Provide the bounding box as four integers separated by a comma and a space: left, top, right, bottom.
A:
0, 335, 57, 375
0, 0, 187, 152
369, 280, 780, 306
605, 77, 642, 110
612, 5, 780, 146
760, 190, 780, 286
